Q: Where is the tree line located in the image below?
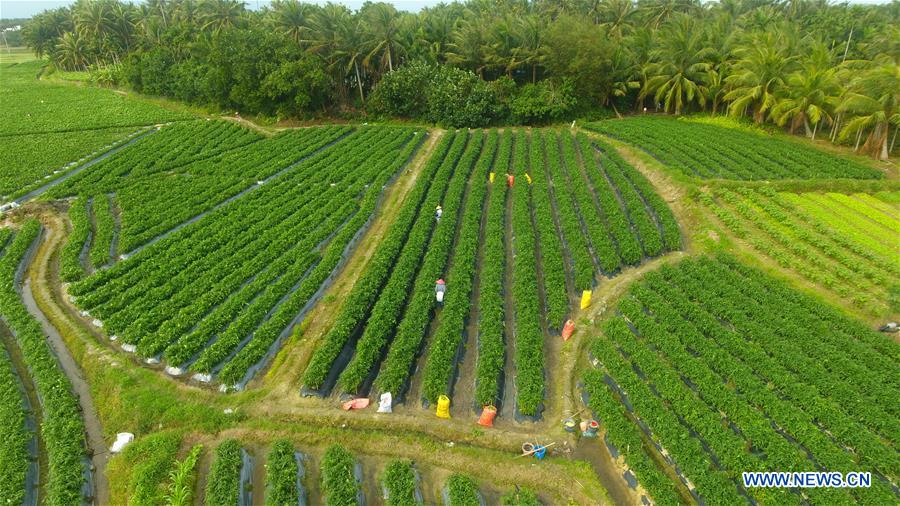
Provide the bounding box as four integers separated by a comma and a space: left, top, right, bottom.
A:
20, 0, 899, 158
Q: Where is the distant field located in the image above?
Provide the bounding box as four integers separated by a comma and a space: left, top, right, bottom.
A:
700, 187, 899, 317
0, 60, 192, 202
585, 116, 882, 180
0, 47, 34, 64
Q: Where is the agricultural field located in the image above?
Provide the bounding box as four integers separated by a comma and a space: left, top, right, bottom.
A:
111, 437, 543, 506
700, 187, 900, 318
64, 125, 423, 389
301, 128, 680, 418
583, 256, 899, 505
0, 60, 190, 200
585, 116, 884, 180
2, 51, 899, 506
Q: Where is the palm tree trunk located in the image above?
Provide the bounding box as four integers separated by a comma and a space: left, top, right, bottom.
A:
812, 122, 818, 141
355, 61, 364, 103
854, 128, 862, 151
387, 48, 393, 72
890, 126, 897, 156
803, 118, 812, 138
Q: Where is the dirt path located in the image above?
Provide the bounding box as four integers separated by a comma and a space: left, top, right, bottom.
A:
500, 182, 517, 420
262, 129, 445, 397
22, 215, 109, 505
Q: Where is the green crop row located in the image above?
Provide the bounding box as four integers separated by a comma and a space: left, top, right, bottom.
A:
1, 127, 140, 200
445, 474, 481, 506
0, 306, 30, 505
0, 221, 87, 505
544, 132, 594, 290
336, 131, 473, 394
205, 439, 243, 506
510, 129, 545, 416
414, 131, 497, 404
560, 132, 620, 274
470, 129, 512, 407
302, 131, 453, 390
588, 256, 899, 505
576, 135, 643, 265
89, 194, 115, 268
582, 134, 664, 258
585, 117, 881, 180
528, 131, 568, 330
374, 130, 487, 398
321, 445, 361, 506
265, 440, 300, 506
382, 459, 421, 506
164, 444, 203, 506
217, 131, 424, 386
581, 370, 682, 505
60, 196, 90, 282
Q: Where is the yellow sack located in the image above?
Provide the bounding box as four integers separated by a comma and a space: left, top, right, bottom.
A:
524, 173, 532, 185
436, 395, 451, 418
580, 290, 592, 310
489, 172, 495, 183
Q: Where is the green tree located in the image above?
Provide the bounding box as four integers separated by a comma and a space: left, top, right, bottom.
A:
838, 57, 899, 159
641, 14, 711, 115
724, 30, 799, 123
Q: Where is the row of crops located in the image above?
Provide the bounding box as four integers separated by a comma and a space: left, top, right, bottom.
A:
582, 255, 899, 505
0, 60, 191, 199
50, 120, 328, 254
0, 221, 89, 505
140, 438, 542, 505
67, 125, 423, 389
302, 127, 680, 418
585, 116, 882, 180
700, 188, 899, 317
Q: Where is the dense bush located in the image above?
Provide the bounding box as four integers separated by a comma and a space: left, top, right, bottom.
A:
370, 62, 502, 127
509, 79, 577, 124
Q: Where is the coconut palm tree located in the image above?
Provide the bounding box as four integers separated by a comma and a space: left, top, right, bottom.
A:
268, 0, 314, 46
198, 0, 244, 34
640, 14, 712, 115
838, 57, 899, 159
361, 2, 402, 74
724, 30, 799, 123
771, 46, 840, 139
445, 13, 491, 78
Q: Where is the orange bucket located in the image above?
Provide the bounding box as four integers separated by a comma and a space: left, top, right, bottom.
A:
477, 405, 497, 427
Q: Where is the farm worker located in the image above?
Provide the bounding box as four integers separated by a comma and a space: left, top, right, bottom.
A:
435, 205, 443, 221
507, 174, 515, 187
435, 279, 446, 303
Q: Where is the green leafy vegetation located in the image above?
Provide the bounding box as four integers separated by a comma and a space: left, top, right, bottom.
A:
205, 439, 243, 506
586, 117, 883, 179
265, 440, 300, 506
0, 220, 87, 505
701, 187, 899, 317
584, 255, 899, 505
320, 445, 360, 506
382, 459, 421, 506
446, 474, 480, 506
